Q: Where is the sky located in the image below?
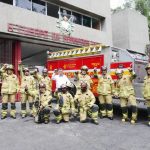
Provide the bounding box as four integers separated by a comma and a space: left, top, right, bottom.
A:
110, 0, 125, 9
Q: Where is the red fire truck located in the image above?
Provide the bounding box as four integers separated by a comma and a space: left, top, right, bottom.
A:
47, 44, 148, 105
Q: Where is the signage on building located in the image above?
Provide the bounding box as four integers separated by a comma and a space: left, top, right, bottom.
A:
8, 23, 97, 46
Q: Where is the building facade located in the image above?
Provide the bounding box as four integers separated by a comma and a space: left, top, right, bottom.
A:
112, 9, 149, 54
0, 0, 112, 72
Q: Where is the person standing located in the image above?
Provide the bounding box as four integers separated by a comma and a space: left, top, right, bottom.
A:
74, 65, 93, 90
115, 68, 137, 124
0, 64, 19, 119
20, 67, 35, 118
97, 66, 114, 120
52, 68, 70, 92
143, 64, 150, 126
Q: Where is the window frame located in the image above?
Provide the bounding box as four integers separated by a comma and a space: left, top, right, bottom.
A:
46, 1, 60, 18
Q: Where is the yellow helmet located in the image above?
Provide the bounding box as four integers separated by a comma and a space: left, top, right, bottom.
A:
6, 64, 14, 70
145, 63, 150, 70
23, 67, 29, 72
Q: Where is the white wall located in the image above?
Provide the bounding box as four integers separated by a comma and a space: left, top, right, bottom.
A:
112, 9, 149, 53
0, 2, 112, 46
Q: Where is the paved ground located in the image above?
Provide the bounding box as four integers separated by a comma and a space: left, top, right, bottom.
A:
0, 103, 150, 150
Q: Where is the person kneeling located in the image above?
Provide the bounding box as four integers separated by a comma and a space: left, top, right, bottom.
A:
74, 82, 99, 125
34, 83, 52, 124
53, 84, 76, 124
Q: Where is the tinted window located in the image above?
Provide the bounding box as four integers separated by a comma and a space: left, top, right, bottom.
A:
47, 3, 59, 18
32, 0, 46, 15
83, 15, 91, 27
92, 18, 100, 30
60, 8, 71, 18
0, 0, 13, 5
16, 0, 31, 10
72, 12, 82, 25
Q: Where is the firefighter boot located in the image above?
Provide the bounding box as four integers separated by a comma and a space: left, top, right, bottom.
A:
21, 103, 27, 118
80, 108, 87, 123
10, 103, 16, 119
106, 104, 113, 120
131, 106, 137, 124
121, 107, 128, 122
63, 114, 70, 122
1, 103, 8, 119
91, 104, 99, 125
29, 102, 34, 117
147, 107, 150, 126
43, 108, 50, 124
100, 104, 106, 118
53, 109, 62, 124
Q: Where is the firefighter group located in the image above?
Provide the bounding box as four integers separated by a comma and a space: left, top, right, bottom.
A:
0, 63, 150, 126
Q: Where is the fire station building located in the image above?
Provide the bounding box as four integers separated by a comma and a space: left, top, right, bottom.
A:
0, 0, 112, 73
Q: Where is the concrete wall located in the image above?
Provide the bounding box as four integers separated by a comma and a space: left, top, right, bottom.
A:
112, 9, 149, 53
61, 0, 112, 45
0, 1, 112, 46
60, 0, 110, 17
112, 10, 129, 49
128, 10, 149, 52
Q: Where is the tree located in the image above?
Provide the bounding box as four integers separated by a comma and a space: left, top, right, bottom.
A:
111, 0, 134, 13
135, 0, 150, 40
123, 0, 134, 8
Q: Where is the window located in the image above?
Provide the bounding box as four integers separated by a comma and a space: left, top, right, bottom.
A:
72, 12, 82, 25
47, 3, 59, 18
83, 15, 91, 28
92, 18, 100, 30
32, 0, 46, 15
0, 0, 13, 5
16, 0, 31, 10
60, 8, 71, 18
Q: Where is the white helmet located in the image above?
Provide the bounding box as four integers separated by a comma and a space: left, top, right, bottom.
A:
81, 65, 88, 71
115, 69, 123, 74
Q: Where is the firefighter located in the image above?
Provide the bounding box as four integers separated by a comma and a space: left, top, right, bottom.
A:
143, 64, 150, 126
53, 84, 75, 124
20, 67, 35, 118
33, 83, 52, 124
115, 68, 137, 124
37, 68, 52, 93
75, 65, 93, 90
26, 83, 52, 124
0, 64, 19, 119
32, 68, 40, 94
74, 82, 99, 125
97, 66, 114, 120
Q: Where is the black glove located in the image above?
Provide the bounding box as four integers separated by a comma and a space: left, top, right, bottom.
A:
25, 86, 28, 93
48, 100, 51, 105
34, 101, 39, 108
75, 71, 79, 75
